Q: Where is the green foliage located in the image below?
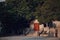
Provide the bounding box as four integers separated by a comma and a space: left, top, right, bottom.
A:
6, 0, 60, 22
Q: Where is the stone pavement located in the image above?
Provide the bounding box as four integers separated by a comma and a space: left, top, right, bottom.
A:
0, 36, 60, 40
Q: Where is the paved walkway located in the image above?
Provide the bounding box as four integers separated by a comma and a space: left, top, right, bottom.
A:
0, 36, 60, 40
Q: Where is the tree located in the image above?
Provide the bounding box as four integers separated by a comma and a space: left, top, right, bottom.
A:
35, 0, 60, 22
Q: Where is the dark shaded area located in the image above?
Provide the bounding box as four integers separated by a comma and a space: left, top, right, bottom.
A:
48, 21, 53, 28
1, 14, 29, 36
0, 13, 29, 36
0, 2, 29, 37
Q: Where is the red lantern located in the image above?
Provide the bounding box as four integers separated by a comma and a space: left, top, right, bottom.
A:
34, 23, 39, 31
34, 19, 39, 31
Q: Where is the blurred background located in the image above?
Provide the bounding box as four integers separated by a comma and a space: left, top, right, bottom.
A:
0, 0, 60, 37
